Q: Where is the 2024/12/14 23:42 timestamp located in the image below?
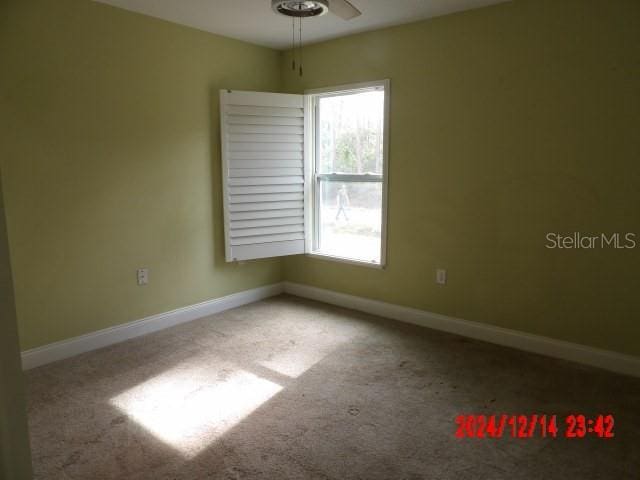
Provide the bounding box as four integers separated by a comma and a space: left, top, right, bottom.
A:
454, 414, 615, 439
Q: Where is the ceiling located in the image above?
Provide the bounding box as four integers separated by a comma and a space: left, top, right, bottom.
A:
93, 0, 510, 50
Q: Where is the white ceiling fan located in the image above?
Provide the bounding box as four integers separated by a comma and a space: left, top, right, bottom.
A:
272, 1, 362, 76
271, 0, 362, 21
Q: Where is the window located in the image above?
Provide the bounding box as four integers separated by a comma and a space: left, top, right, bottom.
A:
219, 80, 389, 266
306, 81, 389, 266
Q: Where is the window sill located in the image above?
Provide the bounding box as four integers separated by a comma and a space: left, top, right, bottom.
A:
305, 252, 385, 269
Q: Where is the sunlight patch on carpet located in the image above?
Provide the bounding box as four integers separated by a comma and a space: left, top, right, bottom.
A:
259, 346, 334, 378
110, 364, 282, 458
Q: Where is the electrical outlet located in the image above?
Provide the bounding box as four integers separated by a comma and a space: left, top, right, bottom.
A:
436, 269, 447, 285
137, 268, 149, 286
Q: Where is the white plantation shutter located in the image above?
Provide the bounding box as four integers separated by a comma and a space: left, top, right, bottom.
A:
220, 90, 306, 262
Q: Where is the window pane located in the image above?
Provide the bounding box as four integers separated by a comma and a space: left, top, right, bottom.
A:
318, 90, 384, 175
318, 181, 382, 263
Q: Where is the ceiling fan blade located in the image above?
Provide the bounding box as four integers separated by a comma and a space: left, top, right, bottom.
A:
328, 0, 362, 20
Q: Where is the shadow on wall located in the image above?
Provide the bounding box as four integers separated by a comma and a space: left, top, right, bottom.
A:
209, 86, 225, 268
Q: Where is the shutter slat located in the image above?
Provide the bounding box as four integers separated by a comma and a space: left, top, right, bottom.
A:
228, 125, 303, 135
229, 201, 302, 212
226, 105, 303, 117
229, 209, 303, 221
231, 240, 304, 261
230, 160, 302, 169
231, 232, 304, 246
231, 217, 303, 229
229, 142, 302, 152
230, 193, 303, 204
230, 151, 302, 160
230, 184, 303, 195
229, 168, 303, 178
224, 91, 302, 108
231, 224, 304, 238
226, 115, 303, 126
228, 134, 303, 143
228, 177, 303, 186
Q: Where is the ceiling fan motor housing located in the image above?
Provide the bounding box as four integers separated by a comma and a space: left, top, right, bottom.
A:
272, 0, 329, 18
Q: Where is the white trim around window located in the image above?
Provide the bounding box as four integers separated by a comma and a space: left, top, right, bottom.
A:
304, 79, 390, 268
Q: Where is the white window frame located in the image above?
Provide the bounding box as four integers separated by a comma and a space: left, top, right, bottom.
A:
304, 80, 390, 268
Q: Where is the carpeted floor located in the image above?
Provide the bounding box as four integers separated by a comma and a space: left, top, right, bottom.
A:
27, 295, 640, 479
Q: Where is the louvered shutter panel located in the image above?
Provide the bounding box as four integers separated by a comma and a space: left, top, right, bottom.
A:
220, 90, 306, 262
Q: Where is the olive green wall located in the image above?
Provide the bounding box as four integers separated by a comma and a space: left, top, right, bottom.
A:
281, 0, 640, 357
2, 0, 639, 358
0, 0, 283, 350
0, 173, 33, 479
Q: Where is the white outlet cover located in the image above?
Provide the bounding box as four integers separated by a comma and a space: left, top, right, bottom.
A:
137, 268, 149, 285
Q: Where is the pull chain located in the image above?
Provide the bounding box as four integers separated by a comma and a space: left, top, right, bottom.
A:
299, 17, 303, 77
291, 17, 296, 71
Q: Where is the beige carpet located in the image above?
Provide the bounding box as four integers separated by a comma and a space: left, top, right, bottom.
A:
27, 295, 640, 479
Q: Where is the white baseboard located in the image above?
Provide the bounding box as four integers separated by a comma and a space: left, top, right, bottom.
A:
22, 280, 639, 378
283, 282, 640, 378
21, 283, 284, 370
